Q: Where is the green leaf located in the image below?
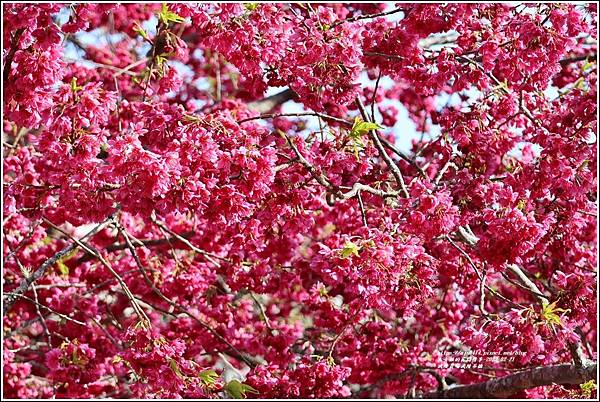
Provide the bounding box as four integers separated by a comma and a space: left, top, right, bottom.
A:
55, 248, 78, 276
199, 369, 219, 387
581, 59, 596, 72
540, 300, 569, 328
573, 77, 586, 90
70, 77, 83, 93
133, 22, 149, 40
57, 260, 69, 276
346, 117, 380, 159
349, 117, 381, 138
580, 380, 597, 397
155, 54, 168, 68
244, 3, 258, 11
224, 379, 259, 399
158, 3, 184, 25
339, 241, 360, 259
168, 358, 185, 380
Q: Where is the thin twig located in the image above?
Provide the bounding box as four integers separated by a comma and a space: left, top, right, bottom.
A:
43, 217, 150, 325
371, 69, 382, 121
237, 112, 351, 127
3, 216, 112, 314
6, 293, 86, 326
119, 221, 258, 368
356, 190, 368, 227
149, 215, 227, 267
31, 284, 52, 345
250, 292, 274, 334
355, 97, 410, 198
330, 7, 405, 28
281, 132, 334, 189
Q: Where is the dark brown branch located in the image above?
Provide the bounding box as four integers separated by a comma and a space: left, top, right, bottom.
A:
364, 51, 404, 60
247, 88, 295, 113
7, 292, 87, 327
420, 362, 597, 399
378, 136, 427, 178
356, 190, 368, 227
237, 111, 351, 127
281, 132, 334, 189
559, 53, 597, 66
330, 7, 405, 29
107, 231, 194, 251
150, 215, 231, 267
3, 28, 24, 82
76, 231, 194, 263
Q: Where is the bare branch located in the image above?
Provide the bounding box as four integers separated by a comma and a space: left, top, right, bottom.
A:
559, 53, 596, 66
247, 89, 294, 113
149, 214, 230, 267
42, 217, 151, 325
3, 216, 112, 314
280, 132, 334, 189
506, 264, 548, 305
237, 111, 351, 127
330, 7, 405, 29
6, 292, 87, 326
355, 97, 410, 198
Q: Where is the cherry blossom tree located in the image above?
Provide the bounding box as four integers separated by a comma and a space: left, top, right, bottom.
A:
2, 3, 597, 399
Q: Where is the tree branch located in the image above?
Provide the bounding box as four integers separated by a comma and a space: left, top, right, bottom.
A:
237, 111, 351, 127
3, 216, 112, 314
247, 88, 295, 113
355, 97, 410, 198
42, 217, 151, 325
420, 362, 597, 399
559, 53, 597, 66
76, 231, 194, 263
330, 7, 405, 29
3, 28, 24, 82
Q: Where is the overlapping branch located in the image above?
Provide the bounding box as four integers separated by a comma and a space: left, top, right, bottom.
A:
3, 216, 113, 314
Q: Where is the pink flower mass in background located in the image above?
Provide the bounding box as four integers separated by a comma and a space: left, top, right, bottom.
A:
1, 2, 598, 399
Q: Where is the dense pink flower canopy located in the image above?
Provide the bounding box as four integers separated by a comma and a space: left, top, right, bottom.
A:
2, 2, 598, 399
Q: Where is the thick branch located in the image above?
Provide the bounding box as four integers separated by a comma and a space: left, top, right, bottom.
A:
559, 53, 597, 66
3, 28, 24, 82
330, 7, 405, 29
421, 362, 597, 399
247, 88, 294, 113
507, 264, 548, 305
